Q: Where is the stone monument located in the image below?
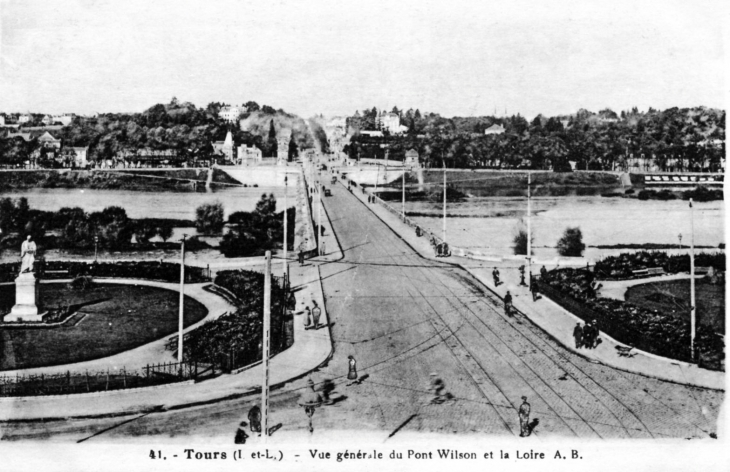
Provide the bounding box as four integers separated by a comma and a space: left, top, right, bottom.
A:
5, 235, 46, 323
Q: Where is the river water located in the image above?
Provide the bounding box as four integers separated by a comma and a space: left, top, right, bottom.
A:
0, 186, 288, 220
403, 195, 725, 260
0, 186, 291, 264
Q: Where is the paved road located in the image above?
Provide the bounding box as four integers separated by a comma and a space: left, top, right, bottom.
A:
0, 180, 722, 442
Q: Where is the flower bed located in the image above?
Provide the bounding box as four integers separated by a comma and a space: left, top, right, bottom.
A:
183, 269, 293, 371
594, 251, 725, 280
0, 260, 210, 284
540, 269, 724, 369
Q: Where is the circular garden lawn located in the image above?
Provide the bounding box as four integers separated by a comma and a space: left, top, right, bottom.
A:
625, 279, 725, 332
0, 282, 207, 370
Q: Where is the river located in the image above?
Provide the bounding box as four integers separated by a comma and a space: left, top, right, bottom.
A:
0, 186, 291, 264
402, 195, 725, 260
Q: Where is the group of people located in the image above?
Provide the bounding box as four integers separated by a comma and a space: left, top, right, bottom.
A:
303, 301, 323, 330
572, 320, 600, 349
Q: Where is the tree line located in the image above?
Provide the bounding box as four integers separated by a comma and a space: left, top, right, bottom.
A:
0, 98, 319, 166
344, 106, 725, 172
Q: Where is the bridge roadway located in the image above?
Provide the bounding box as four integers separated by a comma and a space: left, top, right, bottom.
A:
0, 178, 721, 442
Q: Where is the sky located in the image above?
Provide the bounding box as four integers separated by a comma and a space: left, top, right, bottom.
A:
0, 0, 727, 119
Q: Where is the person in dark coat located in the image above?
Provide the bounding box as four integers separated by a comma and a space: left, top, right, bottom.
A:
530, 275, 539, 301
573, 323, 583, 348
248, 405, 261, 433
492, 267, 501, 286
583, 321, 594, 349
518, 396, 531, 437
298, 250, 305, 265
504, 291, 513, 317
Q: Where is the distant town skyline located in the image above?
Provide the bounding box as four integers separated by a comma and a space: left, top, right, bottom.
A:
0, 0, 726, 119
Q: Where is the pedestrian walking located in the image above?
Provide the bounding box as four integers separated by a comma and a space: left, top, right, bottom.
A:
429, 373, 451, 404
234, 421, 249, 444
346, 355, 358, 386
311, 301, 322, 329
504, 291, 513, 317
492, 267, 501, 286
530, 275, 539, 301
303, 306, 313, 329
573, 322, 583, 349
320, 240, 326, 256
298, 250, 305, 265
320, 225, 326, 236
540, 265, 548, 281
590, 319, 600, 348
248, 405, 262, 434
518, 396, 531, 437
583, 321, 595, 349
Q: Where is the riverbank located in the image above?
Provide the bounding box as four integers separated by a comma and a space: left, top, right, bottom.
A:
0, 168, 241, 192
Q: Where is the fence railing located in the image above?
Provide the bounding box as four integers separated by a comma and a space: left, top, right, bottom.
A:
0, 360, 214, 398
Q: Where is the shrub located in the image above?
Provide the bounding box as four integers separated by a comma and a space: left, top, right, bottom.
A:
195, 201, 225, 234
69, 275, 94, 291
624, 188, 635, 195
512, 228, 534, 256
556, 227, 585, 257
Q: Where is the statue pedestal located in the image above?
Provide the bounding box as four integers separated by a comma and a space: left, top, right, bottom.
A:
5, 273, 46, 323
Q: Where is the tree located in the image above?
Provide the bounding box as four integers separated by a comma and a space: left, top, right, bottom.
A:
157, 221, 174, 242
134, 220, 158, 244
195, 201, 225, 234
91, 206, 134, 249
288, 135, 299, 161
556, 227, 585, 257
512, 228, 534, 255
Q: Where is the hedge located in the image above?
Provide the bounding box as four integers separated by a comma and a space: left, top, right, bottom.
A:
0, 260, 210, 284
540, 269, 723, 369
594, 251, 725, 280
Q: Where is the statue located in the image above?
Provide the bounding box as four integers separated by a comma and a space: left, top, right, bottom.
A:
20, 235, 37, 274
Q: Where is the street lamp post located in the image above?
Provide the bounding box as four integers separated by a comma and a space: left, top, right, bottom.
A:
283, 175, 288, 282
178, 234, 186, 364
442, 161, 447, 243
94, 235, 99, 262
689, 199, 696, 361
527, 172, 532, 282
402, 160, 406, 219
678, 233, 682, 249
262, 251, 272, 441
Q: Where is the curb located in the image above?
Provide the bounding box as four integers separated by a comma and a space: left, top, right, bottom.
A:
350, 186, 724, 391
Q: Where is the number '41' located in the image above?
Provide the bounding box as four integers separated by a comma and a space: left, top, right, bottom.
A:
150, 450, 163, 459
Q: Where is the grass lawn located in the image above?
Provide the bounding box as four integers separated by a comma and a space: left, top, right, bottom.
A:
625, 279, 725, 332
0, 283, 207, 370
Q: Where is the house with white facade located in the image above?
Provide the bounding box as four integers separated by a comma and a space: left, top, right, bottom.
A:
484, 124, 506, 135
238, 144, 263, 164
218, 106, 246, 123
212, 131, 235, 162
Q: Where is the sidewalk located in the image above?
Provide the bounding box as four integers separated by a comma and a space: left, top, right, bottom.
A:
0, 262, 334, 421
342, 179, 724, 391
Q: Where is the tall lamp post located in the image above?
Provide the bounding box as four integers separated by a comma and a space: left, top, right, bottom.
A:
178, 234, 186, 364
689, 199, 696, 361
283, 175, 288, 282
678, 233, 682, 249
442, 160, 447, 243
94, 234, 99, 262
527, 172, 532, 283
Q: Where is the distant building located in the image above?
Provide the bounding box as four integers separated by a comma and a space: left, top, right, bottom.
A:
484, 124, 505, 135
360, 130, 384, 138
0, 115, 5, 126
212, 131, 235, 162
238, 144, 262, 164
70, 146, 89, 167
42, 115, 53, 126
18, 114, 32, 124
37, 131, 62, 149
277, 129, 291, 164
378, 112, 408, 134
404, 148, 420, 167
218, 106, 246, 123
